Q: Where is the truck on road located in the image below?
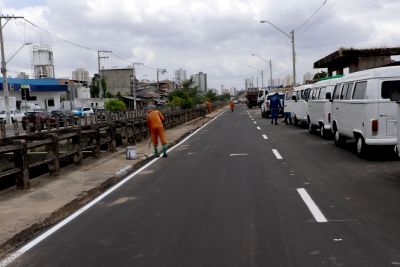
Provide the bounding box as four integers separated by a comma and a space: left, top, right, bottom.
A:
246, 87, 258, 108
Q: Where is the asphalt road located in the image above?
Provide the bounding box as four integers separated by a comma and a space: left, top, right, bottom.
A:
4, 104, 400, 267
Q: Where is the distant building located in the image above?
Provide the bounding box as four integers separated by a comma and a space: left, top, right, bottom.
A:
16, 72, 29, 79
230, 87, 237, 96
221, 88, 230, 95
284, 75, 293, 87
174, 68, 187, 85
192, 72, 207, 93
100, 68, 133, 96
72, 68, 90, 83
245, 79, 252, 90
0, 78, 68, 111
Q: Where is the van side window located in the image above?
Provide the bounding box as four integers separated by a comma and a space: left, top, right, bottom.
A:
340, 84, 348, 99
381, 80, 400, 99
320, 87, 326, 99
333, 84, 341, 99
353, 81, 367, 99
344, 83, 353, 100
304, 88, 310, 100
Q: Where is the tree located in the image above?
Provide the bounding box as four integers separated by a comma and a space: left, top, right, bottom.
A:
104, 100, 126, 112
204, 91, 218, 102
90, 75, 109, 98
313, 71, 328, 80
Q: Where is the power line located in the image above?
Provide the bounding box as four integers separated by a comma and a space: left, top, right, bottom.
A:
23, 18, 100, 51
296, 0, 328, 32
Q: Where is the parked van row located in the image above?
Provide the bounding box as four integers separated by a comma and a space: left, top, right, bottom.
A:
284, 66, 400, 157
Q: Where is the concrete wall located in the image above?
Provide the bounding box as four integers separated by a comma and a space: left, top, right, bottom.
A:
101, 69, 132, 96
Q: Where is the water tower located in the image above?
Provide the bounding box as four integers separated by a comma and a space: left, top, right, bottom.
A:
31, 45, 55, 78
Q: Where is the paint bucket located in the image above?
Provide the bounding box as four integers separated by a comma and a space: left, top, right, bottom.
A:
126, 146, 137, 160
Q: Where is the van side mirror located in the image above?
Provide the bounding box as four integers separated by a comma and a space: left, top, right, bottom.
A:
389, 90, 400, 102
326, 92, 332, 100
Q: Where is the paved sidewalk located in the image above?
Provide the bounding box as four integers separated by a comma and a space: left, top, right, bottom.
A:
0, 107, 226, 258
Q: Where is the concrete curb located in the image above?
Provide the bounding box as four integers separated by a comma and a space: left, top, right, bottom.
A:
0, 107, 226, 259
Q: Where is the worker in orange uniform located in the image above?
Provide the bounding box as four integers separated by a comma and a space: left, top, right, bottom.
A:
146, 105, 168, 157
206, 100, 212, 113
229, 99, 234, 112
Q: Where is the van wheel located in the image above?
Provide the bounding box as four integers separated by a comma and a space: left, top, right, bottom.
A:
320, 125, 330, 139
356, 136, 369, 157
334, 130, 345, 147
395, 146, 400, 159
293, 116, 298, 126
308, 122, 315, 134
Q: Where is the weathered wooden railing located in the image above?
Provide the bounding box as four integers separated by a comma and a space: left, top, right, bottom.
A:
0, 103, 225, 190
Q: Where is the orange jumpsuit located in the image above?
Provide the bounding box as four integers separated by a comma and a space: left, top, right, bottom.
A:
229, 100, 234, 112
206, 101, 212, 113
147, 110, 167, 145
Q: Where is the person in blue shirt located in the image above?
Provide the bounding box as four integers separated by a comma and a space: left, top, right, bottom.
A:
270, 93, 282, 125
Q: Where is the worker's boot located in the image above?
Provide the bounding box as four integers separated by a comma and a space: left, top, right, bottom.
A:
162, 144, 168, 158
153, 145, 160, 157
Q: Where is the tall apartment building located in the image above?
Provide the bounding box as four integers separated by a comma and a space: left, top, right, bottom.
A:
192, 72, 207, 93
174, 68, 187, 85
72, 68, 90, 83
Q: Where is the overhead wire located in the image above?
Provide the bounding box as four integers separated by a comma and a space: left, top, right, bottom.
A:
23, 18, 101, 51
296, 0, 328, 32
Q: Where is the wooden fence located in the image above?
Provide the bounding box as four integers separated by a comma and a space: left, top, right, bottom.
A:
0, 104, 224, 190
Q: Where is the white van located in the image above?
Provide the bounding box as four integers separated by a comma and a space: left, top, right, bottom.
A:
284, 84, 312, 126
307, 77, 341, 138
331, 66, 400, 156
389, 87, 400, 157
257, 88, 269, 107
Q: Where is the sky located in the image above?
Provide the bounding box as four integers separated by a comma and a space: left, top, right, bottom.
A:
1, 0, 400, 91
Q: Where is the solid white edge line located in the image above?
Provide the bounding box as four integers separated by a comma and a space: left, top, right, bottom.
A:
0, 108, 229, 267
262, 134, 268, 140
297, 188, 328, 223
272, 149, 283, 160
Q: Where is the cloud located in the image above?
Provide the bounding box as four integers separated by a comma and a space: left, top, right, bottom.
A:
2, 0, 400, 89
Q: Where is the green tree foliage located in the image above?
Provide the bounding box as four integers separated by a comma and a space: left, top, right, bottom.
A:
313, 71, 328, 80
205, 91, 218, 102
104, 100, 127, 112
90, 75, 109, 98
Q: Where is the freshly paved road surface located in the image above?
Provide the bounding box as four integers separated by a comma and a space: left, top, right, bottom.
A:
5, 104, 400, 266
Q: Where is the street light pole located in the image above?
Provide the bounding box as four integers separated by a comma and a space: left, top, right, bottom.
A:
0, 15, 24, 125
252, 54, 273, 88
259, 20, 296, 87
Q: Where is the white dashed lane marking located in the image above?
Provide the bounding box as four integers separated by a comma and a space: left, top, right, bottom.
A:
272, 149, 283, 159
297, 188, 328, 223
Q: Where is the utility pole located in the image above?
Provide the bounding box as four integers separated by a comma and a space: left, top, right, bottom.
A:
132, 62, 143, 110
260, 20, 296, 87
97, 50, 111, 100
290, 30, 296, 87
156, 68, 166, 103
1, 15, 24, 125
252, 54, 273, 89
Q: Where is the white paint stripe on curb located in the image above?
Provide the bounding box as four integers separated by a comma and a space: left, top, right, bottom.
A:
272, 149, 283, 159
0, 108, 229, 267
297, 188, 328, 223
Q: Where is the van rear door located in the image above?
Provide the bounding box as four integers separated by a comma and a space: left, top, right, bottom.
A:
380, 80, 399, 137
